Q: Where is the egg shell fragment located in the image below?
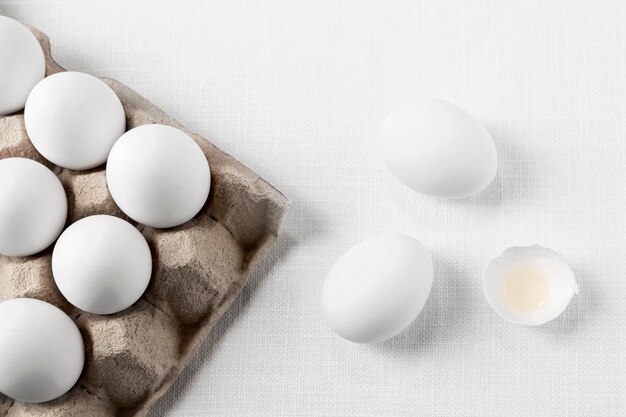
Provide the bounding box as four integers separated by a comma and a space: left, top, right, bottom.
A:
322, 234, 433, 344
483, 245, 579, 326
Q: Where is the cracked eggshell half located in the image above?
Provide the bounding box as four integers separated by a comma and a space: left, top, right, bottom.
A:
322, 234, 433, 344
381, 99, 497, 199
482, 245, 579, 326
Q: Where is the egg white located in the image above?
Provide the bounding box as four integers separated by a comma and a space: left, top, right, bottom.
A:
483, 245, 578, 326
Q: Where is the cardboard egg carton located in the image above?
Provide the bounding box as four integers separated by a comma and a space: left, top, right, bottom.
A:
0, 26, 288, 416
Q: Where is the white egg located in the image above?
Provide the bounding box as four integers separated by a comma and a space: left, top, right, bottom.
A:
483, 245, 579, 326
0, 158, 67, 257
0, 298, 84, 403
106, 124, 211, 228
52, 215, 152, 315
0, 16, 45, 115
381, 99, 498, 198
322, 234, 433, 344
24, 71, 125, 170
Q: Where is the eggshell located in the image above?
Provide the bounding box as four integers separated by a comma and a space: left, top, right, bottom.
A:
52, 215, 152, 315
0, 298, 84, 403
24, 71, 125, 170
483, 245, 579, 326
106, 124, 211, 228
322, 234, 433, 344
381, 99, 498, 198
0, 157, 67, 257
0, 16, 45, 115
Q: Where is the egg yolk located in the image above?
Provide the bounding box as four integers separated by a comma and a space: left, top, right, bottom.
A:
504, 266, 551, 312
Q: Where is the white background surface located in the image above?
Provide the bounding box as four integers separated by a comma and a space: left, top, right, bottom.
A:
1, 1, 625, 416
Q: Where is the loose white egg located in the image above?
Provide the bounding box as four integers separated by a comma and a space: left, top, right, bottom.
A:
52, 215, 152, 315
0, 158, 67, 257
322, 234, 433, 344
0, 298, 84, 403
106, 124, 211, 228
24, 71, 125, 170
0, 16, 45, 115
381, 99, 498, 198
483, 245, 579, 326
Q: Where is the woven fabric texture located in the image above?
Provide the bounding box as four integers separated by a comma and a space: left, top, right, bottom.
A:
0, 1, 624, 416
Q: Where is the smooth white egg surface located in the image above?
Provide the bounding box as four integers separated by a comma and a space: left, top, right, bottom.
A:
322, 234, 433, 344
106, 124, 211, 228
24, 71, 125, 170
0, 16, 45, 115
381, 98, 498, 198
0, 157, 67, 257
52, 215, 152, 315
0, 298, 84, 403
483, 245, 579, 326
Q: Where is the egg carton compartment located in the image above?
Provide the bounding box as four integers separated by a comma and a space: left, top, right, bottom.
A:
0, 26, 288, 416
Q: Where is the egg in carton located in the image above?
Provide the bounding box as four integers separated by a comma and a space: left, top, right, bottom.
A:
0, 26, 288, 416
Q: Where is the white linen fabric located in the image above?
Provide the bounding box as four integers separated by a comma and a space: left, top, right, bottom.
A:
1, 1, 624, 416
